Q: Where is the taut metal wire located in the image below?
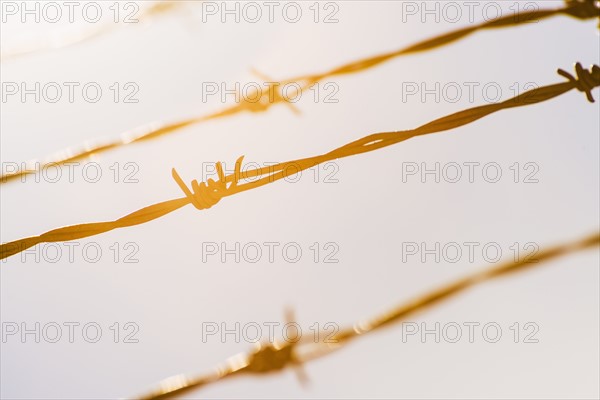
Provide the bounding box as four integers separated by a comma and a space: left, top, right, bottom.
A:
136, 231, 600, 400
1, 63, 598, 260
2, 0, 597, 185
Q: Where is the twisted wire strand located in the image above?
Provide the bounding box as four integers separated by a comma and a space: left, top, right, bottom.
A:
1, 63, 598, 261
2, 0, 598, 185
286, 0, 599, 84
136, 231, 600, 400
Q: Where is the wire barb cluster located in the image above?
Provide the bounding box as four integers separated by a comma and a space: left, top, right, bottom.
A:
2, 62, 598, 261
136, 232, 600, 400
2, 2, 599, 398
564, 0, 600, 25
2, 0, 597, 185
557, 62, 600, 102
171, 156, 244, 210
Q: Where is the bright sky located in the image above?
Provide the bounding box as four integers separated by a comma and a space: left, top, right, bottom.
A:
1, 1, 599, 398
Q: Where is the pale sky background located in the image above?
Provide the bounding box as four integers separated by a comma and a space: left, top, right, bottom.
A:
1, 1, 599, 399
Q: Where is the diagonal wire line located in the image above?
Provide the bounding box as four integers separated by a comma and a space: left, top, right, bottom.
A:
135, 231, 600, 400
2, 0, 598, 185
1, 62, 598, 261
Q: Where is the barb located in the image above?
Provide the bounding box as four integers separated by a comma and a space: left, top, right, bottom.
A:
0, 1, 185, 62
135, 231, 600, 400
2, 62, 598, 260
558, 62, 600, 102
171, 156, 244, 210
2, 0, 598, 184
1, 63, 598, 261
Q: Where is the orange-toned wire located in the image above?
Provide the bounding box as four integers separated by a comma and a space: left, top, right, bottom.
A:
136, 231, 600, 399
2, 0, 597, 185
1, 63, 598, 261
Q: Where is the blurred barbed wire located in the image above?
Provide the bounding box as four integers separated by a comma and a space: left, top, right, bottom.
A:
2, 62, 598, 260
136, 231, 600, 399
2, 0, 597, 185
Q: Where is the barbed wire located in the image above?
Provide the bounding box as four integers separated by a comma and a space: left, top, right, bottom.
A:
2, 62, 598, 261
2, 0, 598, 185
2, 3, 599, 399
135, 231, 600, 400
